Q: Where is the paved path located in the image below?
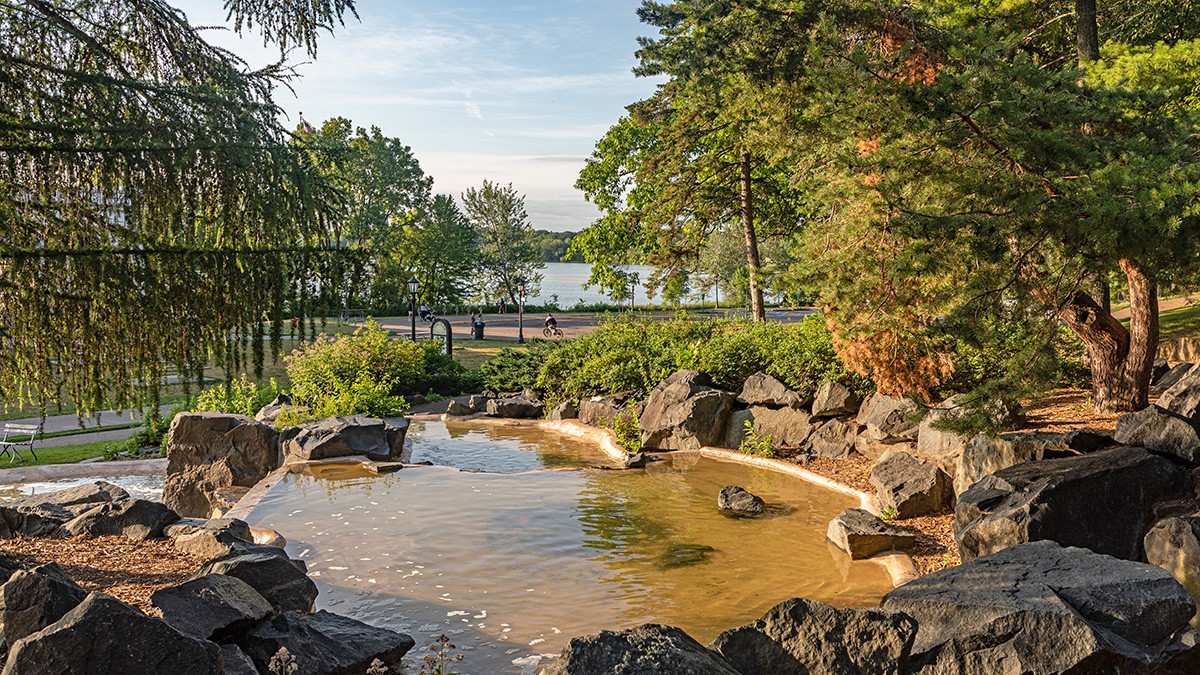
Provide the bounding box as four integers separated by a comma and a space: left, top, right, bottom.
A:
3, 404, 175, 453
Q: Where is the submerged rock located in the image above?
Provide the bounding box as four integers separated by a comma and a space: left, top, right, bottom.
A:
717, 485, 764, 515
545, 624, 740, 675
710, 597, 917, 674
657, 543, 716, 569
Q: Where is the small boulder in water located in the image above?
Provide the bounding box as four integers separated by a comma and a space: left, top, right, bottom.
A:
718, 485, 764, 515
623, 452, 649, 469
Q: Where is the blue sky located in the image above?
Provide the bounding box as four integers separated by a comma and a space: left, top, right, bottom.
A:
175, 0, 662, 231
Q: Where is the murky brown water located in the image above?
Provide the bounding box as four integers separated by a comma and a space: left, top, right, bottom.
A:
245, 421, 894, 673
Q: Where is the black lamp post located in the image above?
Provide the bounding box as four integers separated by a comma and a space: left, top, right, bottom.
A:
516, 278, 526, 344
407, 276, 419, 341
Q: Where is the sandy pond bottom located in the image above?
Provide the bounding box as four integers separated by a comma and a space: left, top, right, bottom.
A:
246, 421, 894, 673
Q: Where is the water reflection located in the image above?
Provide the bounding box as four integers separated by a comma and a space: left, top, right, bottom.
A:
247, 422, 893, 673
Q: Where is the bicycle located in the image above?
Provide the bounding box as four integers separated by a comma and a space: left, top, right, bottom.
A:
542, 325, 563, 338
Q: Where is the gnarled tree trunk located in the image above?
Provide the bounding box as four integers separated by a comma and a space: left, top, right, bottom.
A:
1058, 258, 1158, 412
739, 150, 765, 321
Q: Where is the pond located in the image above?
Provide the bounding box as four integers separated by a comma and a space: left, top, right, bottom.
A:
0, 474, 165, 502
244, 420, 894, 673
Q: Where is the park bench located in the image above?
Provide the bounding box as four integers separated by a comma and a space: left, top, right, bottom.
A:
0, 423, 39, 463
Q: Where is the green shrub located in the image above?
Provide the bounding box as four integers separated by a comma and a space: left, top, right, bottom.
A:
738, 419, 776, 458
612, 409, 642, 454
194, 375, 280, 416
479, 339, 563, 392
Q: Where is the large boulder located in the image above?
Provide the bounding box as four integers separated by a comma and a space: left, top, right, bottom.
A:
280, 415, 409, 463
2, 481, 128, 509
192, 552, 317, 614
578, 394, 633, 428
870, 451, 951, 519
955, 447, 1189, 562
738, 372, 805, 409
166, 517, 255, 559
445, 399, 474, 416
710, 597, 917, 674
810, 381, 861, 418
466, 393, 495, 413
234, 610, 415, 675
954, 429, 1109, 496
0, 504, 76, 538
59, 499, 179, 540
915, 396, 969, 478
1154, 362, 1195, 393
546, 400, 578, 421
855, 437, 915, 463
544, 624, 740, 675
640, 370, 734, 450
0, 564, 87, 651
858, 393, 919, 443
1145, 515, 1200, 626
3, 593, 221, 675
717, 486, 764, 515
806, 419, 859, 459
1158, 363, 1200, 421
163, 412, 280, 518
1116, 405, 1200, 464
485, 395, 543, 419
150, 574, 273, 641
826, 508, 917, 560
748, 406, 816, 447
722, 409, 754, 450
881, 541, 1198, 673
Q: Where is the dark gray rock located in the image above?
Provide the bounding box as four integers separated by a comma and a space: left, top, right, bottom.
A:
806, 419, 859, 459
717, 486, 764, 515
0, 564, 87, 651
826, 508, 917, 559
0, 503, 75, 538
882, 541, 1197, 673
1158, 363, 1200, 421
657, 543, 715, 569
954, 430, 1097, 495
578, 394, 633, 428
280, 415, 409, 463
164, 412, 281, 518
467, 393, 494, 413
915, 396, 969, 478
59, 499, 179, 540
1153, 358, 1172, 385
3, 593, 221, 675
163, 516, 251, 542
445, 399, 474, 416
218, 645, 259, 675
3, 481, 128, 510
546, 400, 578, 421
955, 447, 1189, 562
722, 409, 754, 450
738, 372, 805, 409
623, 452, 649, 469
150, 574, 273, 641
1145, 515, 1200, 626
871, 451, 951, 519
1154, 363, 1194, 393
192, 552, 317, 614
640, 370, 734, 450
748, 405, 815, 447
858, 393, 919, 443
544, 624, 740, 675
0, 555, 22, 586
485, 396, 543, 419
811, 381, 861, 418
710, 597, 917, 675
254, 393, 291, 425
235, 610, 415, 675
1116, 405, 1200, 463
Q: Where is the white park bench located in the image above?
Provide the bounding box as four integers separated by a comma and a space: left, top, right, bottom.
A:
0, 424, 39, 463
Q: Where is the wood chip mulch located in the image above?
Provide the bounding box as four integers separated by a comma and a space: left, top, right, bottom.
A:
1021, 387, 1125, 434
1, 535, 205, 613
897, 512, 961, 575
795, 453, 874, 494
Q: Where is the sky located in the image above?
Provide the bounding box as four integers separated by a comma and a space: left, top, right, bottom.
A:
174, 0, 663, 231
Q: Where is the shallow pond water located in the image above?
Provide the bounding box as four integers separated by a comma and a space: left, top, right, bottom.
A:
246, 420, 894, 673
0, 474, 165, 502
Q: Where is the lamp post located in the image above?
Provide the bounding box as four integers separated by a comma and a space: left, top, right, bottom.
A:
714, 274, 720, 310
407, 276, 420, 342
516, 279, 526, 344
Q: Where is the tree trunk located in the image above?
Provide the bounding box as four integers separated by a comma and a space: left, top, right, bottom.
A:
1075, 0, 1100, 64
1058, 258, 1157, 412
739, 150, 765, 321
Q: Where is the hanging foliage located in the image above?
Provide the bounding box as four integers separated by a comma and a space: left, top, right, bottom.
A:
0, 0, 360, 415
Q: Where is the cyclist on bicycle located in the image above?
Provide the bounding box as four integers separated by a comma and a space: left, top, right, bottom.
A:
544, 313, 557, 330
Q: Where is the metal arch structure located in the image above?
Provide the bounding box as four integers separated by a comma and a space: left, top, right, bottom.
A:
430, 318, 453, 355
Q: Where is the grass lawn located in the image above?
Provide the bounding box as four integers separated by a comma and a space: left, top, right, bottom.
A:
1159, 302, 1200, 339
8, 439, 123, 468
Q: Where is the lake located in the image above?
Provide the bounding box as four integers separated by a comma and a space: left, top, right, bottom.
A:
532, 262, 662, 308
